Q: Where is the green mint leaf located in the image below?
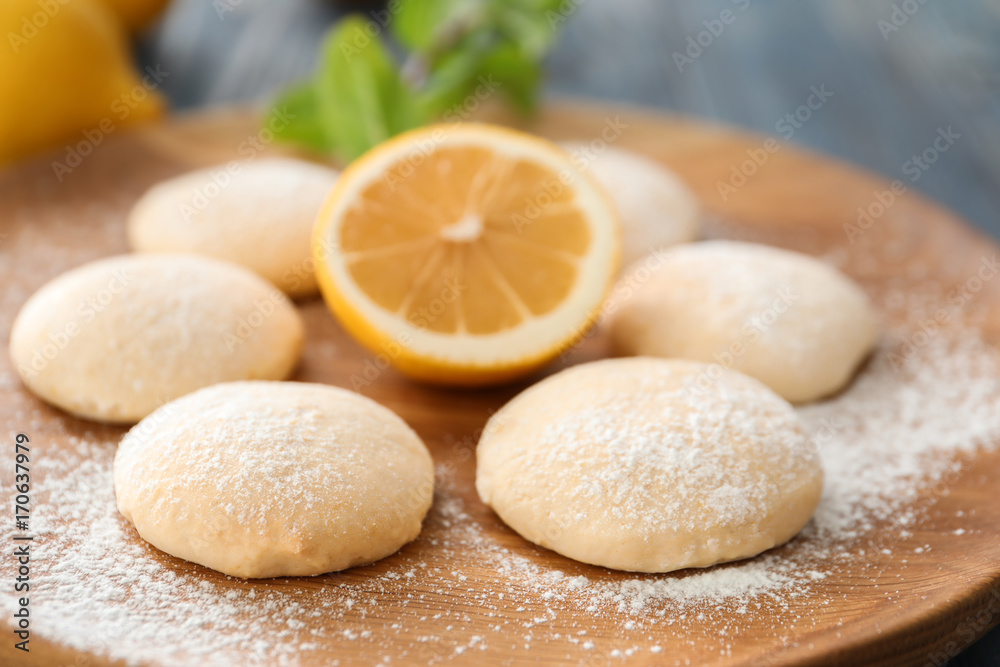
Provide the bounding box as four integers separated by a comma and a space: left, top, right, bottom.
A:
495, 4, 557, 58
316, 16, 427, 162
270, 1, 573, 157
418, 29, 495, 116
267, 83, 334, 153
391, 0, 473, 52
478, 42, 540, 114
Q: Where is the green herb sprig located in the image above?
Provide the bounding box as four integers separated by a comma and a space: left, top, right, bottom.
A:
266, 0, 567, 163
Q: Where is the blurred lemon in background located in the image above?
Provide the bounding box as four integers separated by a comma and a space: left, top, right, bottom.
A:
98, 0, 171, 32
0, 0, 166, 167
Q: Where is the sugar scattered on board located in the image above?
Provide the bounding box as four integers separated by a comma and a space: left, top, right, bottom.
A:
3, 315, 1000, 664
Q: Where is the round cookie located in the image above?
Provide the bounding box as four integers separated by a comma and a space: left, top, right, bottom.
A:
475, 358, 823, 573
114, 381, 434, 578
561, 142, 700, 267
127, 157, 339, 297
609, 241, 879, 403
9, 254, 303, 423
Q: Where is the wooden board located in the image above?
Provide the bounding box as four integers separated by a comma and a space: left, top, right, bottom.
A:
2, 103, 1000, 666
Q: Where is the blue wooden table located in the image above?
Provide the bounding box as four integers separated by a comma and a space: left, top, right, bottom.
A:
139, 2, 1000, 664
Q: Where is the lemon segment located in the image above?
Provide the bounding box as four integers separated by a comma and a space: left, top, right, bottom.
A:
313, 123, 621, 386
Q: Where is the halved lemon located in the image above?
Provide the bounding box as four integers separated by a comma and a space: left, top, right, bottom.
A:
313, 123, 621, 386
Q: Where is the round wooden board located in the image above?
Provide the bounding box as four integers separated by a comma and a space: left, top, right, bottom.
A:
2, 102, 1000, 667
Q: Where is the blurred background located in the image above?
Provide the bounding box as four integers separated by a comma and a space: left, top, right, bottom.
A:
135, 0, 1000, 243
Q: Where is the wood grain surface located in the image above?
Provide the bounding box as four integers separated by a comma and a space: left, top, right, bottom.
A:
2, 103, 1000, 666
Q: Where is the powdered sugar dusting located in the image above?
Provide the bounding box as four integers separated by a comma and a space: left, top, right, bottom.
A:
476, 359, 821, 570
2, 311, 1000, 664
802, 333, 1000, 540
542, 378, 811, 531
113, 381, 434, 579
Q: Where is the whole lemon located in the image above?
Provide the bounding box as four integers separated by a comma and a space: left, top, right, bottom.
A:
0, 0, 165, 166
